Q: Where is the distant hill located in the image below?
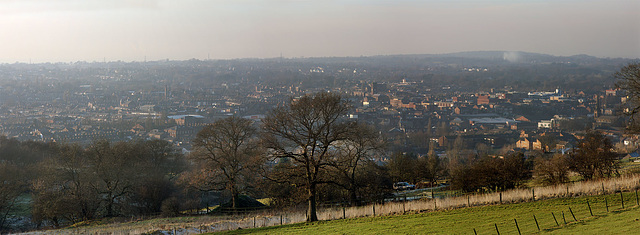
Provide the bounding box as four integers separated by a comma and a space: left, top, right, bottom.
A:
376, 51, 612, 64
440, 51, 555, 62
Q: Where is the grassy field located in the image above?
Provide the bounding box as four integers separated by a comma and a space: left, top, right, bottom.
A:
216, 192, 640, 234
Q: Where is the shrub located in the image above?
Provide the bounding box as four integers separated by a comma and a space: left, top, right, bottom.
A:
160, 197, 180, 217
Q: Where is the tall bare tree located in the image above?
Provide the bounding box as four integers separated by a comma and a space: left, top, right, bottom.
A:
330, 122, 385, 206
425, 153, 446, 187
262, 92, 352, 222
189, 116, 262, 209
615, 62, 640, 132
87, 140, 140, 217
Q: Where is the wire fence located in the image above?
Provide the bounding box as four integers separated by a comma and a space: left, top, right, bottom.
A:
23, 174, 640, 234
471, 190, 638, 235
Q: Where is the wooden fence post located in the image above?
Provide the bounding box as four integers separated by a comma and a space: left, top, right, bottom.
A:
372, 204, 376, 216
636, 188, 640, 206
402, 195, 407, 214
343, 207, 346, 219
494, 223, 500, 235
403, 197, 406, 214
499, 192, 502, 204
569, 207, 577, 221
620, 190, 625, 209
514, 218, 521, 235
605, 197, 609, 212
552, 212, 559, 226
467, 196, 470, 207
473, 228, 477, 235
587, 200, 593, 216
562, 211, 567, 224
602, 182, 605, 195
533, 214, 540, 231
532, 188, 535, 201
281, 215, 283, 225
253, 216, 256, 228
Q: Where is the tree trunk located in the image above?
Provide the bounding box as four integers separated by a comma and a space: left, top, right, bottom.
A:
106, 202, 113, 217
105, 193, 114, 217
81, 204, 89, 221
349, 189, 358, 206
307, 184, 318, 222
231, 189, 239, 209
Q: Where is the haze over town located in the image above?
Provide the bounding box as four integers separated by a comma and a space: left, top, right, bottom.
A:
1, 0, 639, 63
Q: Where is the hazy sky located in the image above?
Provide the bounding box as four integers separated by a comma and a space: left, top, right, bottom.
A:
1, 0, 638, 63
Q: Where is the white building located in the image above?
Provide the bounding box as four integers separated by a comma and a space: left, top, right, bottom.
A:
538, 120, 554, 129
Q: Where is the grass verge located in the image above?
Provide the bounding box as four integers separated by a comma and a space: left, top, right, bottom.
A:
215, 192, 640, 235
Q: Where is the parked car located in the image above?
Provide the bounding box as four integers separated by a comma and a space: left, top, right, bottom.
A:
393, 182, 416, 190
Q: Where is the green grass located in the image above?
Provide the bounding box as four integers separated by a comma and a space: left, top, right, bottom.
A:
544, 207, 640, 234
215, 192, 640, 234
620, 161, 640, 175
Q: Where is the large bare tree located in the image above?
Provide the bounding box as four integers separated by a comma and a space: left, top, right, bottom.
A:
190, 116, 262, 209
262, 92, 352, 222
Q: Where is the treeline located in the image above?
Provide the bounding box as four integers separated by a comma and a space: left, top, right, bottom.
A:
0, 138, 190, 230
